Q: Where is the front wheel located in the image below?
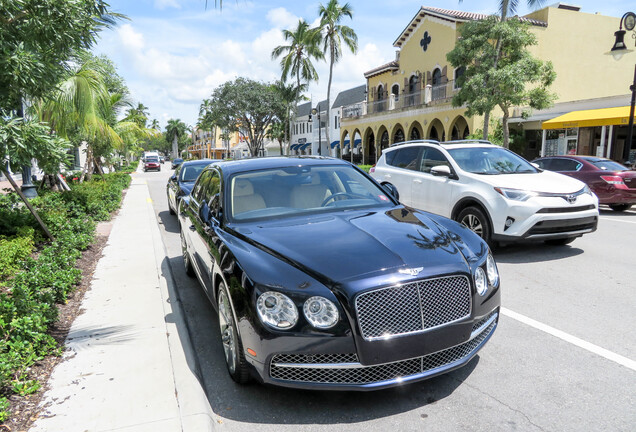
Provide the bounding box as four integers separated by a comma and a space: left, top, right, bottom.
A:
217, 283, 250, 384
180, 230, 195, 277
456, 206, 492, 245
609, 204, 632, 212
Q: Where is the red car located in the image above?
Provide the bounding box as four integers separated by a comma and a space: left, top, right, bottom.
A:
533, 155, 636, 212
143, 156, 161, 172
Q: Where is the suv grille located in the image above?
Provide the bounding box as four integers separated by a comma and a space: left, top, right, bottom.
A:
355, 275, 471, 340
269, 313, 497, 385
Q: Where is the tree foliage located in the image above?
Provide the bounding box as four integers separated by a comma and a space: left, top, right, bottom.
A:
165, 119, 190, 158
447, 16, 555, 148
0, 0, 122, 112
206, 77, 285, 157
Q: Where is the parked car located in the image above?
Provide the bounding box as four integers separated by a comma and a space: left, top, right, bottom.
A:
166, 159, 217, 215
179, 156, 500, 390
532, 155, 636, 212
370, 140, 599, 246
160, 155, 165, 164
143, 156, 161, 172
171, 158, 184, 170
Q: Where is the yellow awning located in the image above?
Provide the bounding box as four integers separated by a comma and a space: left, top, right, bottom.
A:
541, 106, 633, 130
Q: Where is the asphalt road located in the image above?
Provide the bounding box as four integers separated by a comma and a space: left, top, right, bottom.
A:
142, 166, 635, 432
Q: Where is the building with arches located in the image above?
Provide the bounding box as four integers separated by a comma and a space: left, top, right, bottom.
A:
339, 4, 633, 164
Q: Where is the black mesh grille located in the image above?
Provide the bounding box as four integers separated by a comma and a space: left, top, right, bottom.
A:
269, 318, 496, 385
355, 275, 471, 340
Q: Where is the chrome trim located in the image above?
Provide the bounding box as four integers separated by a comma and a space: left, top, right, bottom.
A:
469, 312, 498, 341
525, 228, 595, 239
271, 362, 362, 370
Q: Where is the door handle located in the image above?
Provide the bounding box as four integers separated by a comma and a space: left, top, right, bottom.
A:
384, 174, 392, 178
189, 225, 196, 232
413, 179, 422, 184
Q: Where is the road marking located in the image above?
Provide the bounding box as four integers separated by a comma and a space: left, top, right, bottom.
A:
501, 307, 636, 372
600, 217, 636, 225
147, 197, 153, 203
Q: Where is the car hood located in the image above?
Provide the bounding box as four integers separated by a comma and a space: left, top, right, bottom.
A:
473, 170, 586, 194
229, 207, 472, 285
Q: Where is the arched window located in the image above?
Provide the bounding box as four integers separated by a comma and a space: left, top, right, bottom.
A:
410, 127, 421, 140
377, 85, 386, 112
394, 128, 405, 144
391, 84, 399, 101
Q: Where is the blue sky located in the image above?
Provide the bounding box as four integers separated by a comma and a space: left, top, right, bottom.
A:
92, 0, 627, 129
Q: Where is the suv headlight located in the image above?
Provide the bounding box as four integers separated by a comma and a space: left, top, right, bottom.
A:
494, 187, 537, 201
256, 291, 298, 329
304, 296, 339, 329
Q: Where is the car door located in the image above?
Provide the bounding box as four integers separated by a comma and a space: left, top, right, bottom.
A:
377, 146, 423, 206
167, 166, 181, 210
411, 146, 456, 217
187, 170, 215, 293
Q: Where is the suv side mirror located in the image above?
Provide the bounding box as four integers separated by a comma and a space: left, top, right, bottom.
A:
431, 165, 452, 177
382, 183, 400, 201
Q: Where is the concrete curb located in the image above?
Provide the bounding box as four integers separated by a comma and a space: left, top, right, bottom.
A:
144, 178, 217, 431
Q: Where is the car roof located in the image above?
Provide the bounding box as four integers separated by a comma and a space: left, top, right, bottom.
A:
180, 159, 218, 167
208, 156, 352, 176
385, 139, 498, 152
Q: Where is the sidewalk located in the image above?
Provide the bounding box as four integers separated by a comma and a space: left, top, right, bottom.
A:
30, 174, 215, 432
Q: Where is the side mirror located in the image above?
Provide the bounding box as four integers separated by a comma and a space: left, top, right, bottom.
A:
382, 183, 400, 201
431, 165, 452, 177
170, 174, 177, 181
531, 163, 541, 169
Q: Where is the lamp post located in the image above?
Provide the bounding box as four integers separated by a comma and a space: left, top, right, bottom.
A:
610, 12, 636, 164
311, 107, 321, 156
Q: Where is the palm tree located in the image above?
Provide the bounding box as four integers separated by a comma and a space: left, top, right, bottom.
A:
271, 80, 306, 155
125, 102, 149, 127
150, 119, 160, 131
165, 119, 189, 159
316, 0, 357, 154
271, 20, 323, 93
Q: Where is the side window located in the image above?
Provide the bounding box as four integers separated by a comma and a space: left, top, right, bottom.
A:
205, 170, 221, 213
551, 158, 581, 171
534, 159, 551, 170
419, 147, 450, 173
388, 147, 422, 171
191, 171, 211, 203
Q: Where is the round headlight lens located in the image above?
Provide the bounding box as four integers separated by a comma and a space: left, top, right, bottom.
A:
475, 267, 487, 296
486, 254, 499, 287
256, 291, 298, 329
303, 296, 339, 329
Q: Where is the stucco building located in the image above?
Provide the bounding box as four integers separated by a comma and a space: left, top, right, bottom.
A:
338, 4, 634, 164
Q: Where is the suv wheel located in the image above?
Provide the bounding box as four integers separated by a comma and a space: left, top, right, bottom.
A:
457, 206, 491, 245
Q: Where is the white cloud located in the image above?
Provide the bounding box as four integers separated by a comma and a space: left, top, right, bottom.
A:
266, 7, 298, 29
153, 0, 182, 10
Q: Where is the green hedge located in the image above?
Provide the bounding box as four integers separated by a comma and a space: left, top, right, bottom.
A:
0, 172, 130, 421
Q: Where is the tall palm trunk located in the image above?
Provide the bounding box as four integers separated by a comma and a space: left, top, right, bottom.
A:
324, 45, 335, 156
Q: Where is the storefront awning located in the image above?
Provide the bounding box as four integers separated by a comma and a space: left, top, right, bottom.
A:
300, 143, 311, 150
542, 106, 632, 130
290, 144, 300, 150
330, 140, 339, 148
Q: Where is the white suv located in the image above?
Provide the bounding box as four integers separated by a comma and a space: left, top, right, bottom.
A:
370, 140, 599, 246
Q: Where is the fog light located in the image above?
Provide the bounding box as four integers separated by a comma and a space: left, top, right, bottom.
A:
504, 217, 515, 231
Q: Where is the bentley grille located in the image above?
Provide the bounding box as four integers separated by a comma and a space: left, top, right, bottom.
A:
355, 275, 472, 340
269, 311, 497, 385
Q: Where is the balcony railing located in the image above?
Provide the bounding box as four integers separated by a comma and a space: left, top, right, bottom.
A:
342, 80, 457, 119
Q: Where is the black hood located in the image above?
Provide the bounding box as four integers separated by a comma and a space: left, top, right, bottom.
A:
231, 208, 470, 284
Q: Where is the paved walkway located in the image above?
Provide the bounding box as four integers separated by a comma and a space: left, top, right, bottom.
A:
30, 174, 214, 432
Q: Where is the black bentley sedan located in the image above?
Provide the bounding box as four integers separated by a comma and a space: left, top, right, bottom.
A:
179, 157, 500, 390
167, 159, 218, 215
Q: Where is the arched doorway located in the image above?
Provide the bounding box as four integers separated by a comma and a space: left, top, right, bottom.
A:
393, 126, 405, 144
450, 116, 470, 140
364, 128, 376, 164
379, 129, 389, 155
410, 127, 421, 140
377, 85, 386, 113
428, 119, 445, 142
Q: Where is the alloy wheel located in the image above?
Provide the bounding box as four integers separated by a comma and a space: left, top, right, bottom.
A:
218, 289, 238, 374
461, 213, 483, 237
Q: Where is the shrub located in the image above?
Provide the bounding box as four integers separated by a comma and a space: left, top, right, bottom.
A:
0, 172, 130, 421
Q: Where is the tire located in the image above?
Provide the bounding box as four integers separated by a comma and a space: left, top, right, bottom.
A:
544, 237, 576, 246
456, 206, 492, 245
217, 282, 250, 384
168, 196, 175, 215
609, 204, 632, 212
180, 229, 195, 277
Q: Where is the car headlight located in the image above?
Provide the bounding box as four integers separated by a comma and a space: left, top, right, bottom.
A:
256, 291, 298, 329
474, 267, 488, 296
494, 187, 537, 201
486, 254, 499, 287
303, 296, 339, 329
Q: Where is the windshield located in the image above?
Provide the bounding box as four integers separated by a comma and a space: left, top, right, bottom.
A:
146, 157, 159, 162
229, 164, 394, 222
180, 164, 207, 182
448, 147, 538, 174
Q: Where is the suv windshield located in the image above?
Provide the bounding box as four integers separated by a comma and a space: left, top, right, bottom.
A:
146, 157, 159, 162
229, 164, 394, 222
448, 147, 538, 174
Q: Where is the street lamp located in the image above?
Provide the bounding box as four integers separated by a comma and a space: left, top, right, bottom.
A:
311, 107, 321, 156
610, 12, 636, 163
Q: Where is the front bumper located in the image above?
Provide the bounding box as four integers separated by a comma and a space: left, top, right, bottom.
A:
242, 309, 499, 391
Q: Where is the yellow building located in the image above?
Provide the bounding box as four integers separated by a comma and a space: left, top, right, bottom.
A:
189, 127, 241, 159
340, 4, 634, 164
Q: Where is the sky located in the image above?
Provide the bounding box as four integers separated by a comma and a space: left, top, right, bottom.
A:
92, 0, 627, 129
